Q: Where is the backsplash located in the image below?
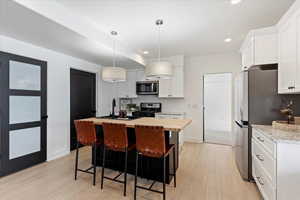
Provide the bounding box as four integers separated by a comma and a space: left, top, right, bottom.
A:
279, 94, 300, 120
131, 95, 186, 113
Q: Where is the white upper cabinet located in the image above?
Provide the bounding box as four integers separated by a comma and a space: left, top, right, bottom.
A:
136, 69, 146, 81
159, 77, 172, 98
278, 15, 297, 94
117, 70, 138, 98
277, 7, 300, 94
158, 55, 185, 98
240, 27, 278, 71
116, 55, 185, 99
172, 65, 184, 97
127, 70, 138, 98
241, 36, 254, 70
159, 65, 184, 98
295, 13, 300, 92
255, 33, 278, 65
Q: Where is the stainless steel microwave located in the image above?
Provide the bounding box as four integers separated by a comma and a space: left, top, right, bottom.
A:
136, 81, 159, 95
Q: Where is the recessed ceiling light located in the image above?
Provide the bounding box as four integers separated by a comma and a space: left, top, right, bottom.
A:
230, 0, 242, 5
224, 38, 232, 43
143, 51, 149, 55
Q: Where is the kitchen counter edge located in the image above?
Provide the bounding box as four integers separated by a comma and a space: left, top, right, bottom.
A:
252, 124, 300, 145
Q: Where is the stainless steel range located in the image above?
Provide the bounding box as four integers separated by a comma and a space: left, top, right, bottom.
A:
132, 102, 162, 118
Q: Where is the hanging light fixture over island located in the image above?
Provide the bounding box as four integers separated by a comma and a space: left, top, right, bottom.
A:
145, 19, 173, 80
102, 31, 126, 82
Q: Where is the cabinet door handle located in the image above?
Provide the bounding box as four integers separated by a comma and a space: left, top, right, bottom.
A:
288, 86, 295, 90
256, 176, 264, 186
256, 154, 264, 162
257, 136, 264, 142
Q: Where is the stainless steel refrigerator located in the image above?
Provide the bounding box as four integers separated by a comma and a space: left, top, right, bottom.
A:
233, 64, 300, 181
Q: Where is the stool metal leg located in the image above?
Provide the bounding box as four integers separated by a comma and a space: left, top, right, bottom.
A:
173, 147, 176, 187
74, 142, 79, 180
163, 156, 166, 200
140, 154, 144, 178
101, 146, 106, 189
124, 148, 128, 196
134, 151, 139, 200
93, 144, 97, 186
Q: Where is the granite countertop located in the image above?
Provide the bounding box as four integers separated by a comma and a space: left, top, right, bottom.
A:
252, 124, 300, 144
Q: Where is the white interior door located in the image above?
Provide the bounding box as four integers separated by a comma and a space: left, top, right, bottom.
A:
204, 73, 232, 145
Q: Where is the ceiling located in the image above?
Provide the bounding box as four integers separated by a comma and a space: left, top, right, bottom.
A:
56, 0, 296, 58
0, 0, 296, 67
0, 0, 145, 67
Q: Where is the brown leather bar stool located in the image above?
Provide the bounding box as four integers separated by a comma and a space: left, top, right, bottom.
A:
101, 123, 135, 196
134, 125, 176, 200
74, 120, 101, 186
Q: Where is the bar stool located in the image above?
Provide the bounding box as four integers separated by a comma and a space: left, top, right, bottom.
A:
101, 123, 135, 196
134, 125, 176, 200
74, 120, 101, 186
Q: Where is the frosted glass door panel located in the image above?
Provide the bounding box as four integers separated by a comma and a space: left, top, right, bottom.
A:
9, 127, 41, 159
9, 61, 41, 91
9, 96, 41, 124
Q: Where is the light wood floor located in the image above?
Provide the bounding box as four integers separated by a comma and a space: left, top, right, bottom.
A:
0, 143, 261, 200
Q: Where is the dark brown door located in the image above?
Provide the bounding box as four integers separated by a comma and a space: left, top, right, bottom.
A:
70, 69, 96, 150
0, 51, 47, 176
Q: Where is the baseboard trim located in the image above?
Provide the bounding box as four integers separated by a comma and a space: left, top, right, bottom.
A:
47, 149, 70, 162
184, 137, 203, 144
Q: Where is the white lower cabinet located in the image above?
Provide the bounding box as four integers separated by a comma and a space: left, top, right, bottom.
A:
252, 128, 300, 200
155, 113, 185, 153
253, 156, 276, 200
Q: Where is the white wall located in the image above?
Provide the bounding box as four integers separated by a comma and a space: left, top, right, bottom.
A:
132, 53, 241, 143
184, 53, 241, 143
0, 35, 103, 161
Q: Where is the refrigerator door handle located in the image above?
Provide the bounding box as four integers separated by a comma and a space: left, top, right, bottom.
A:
235, 121, 243, 128
235, 121, 248, 128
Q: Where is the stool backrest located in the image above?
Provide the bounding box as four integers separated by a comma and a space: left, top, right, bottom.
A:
74, 120, 97, 146
135, 125, 165, 158
102, 123, 128, 151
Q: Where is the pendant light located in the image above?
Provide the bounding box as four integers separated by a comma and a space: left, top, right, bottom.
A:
145, 19, 173, 80
102, 31, 126, 82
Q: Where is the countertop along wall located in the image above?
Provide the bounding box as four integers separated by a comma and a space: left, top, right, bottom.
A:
0, 35, 103, 161
134, 52, 241, 143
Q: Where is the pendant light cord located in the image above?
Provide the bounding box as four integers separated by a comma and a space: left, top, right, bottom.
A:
111, 31, 117, 68
158, 24, 161, 62
113, 36, 116, 68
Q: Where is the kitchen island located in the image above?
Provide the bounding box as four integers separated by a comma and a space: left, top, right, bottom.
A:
79, 117, 192, 183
